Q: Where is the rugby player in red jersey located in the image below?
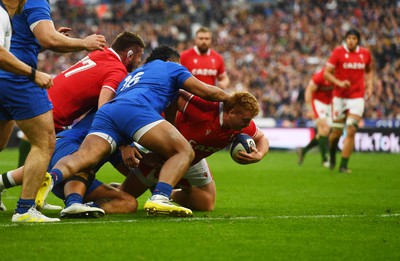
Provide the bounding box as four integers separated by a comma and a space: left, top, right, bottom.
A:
119, 90, 269, 211
180, 26, 230, 89
297, 67, 333, 167
324, 29, 373, 173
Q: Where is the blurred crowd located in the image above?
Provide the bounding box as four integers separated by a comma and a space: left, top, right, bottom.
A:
40, 0, 400, 124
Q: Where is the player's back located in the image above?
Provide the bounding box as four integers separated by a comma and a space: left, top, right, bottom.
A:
116, 60, 191, 114
49, 48, 127, 128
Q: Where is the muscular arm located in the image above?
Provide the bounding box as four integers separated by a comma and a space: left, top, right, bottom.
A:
217, 72, 230, 89
32, 20, 106, 53
182, 76, 229, 102
98, 87, 116, 108
305, 80, 317, 107
0, 46, 52, 88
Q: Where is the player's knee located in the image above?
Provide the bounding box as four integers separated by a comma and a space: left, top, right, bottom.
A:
346, 117, 359, 136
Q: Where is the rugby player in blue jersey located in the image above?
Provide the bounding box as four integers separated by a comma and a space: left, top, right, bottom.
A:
46, 45, 229, 217
0, 0, 106, 222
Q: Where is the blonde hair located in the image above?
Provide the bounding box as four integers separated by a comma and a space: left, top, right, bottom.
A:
223, 91, 259, 117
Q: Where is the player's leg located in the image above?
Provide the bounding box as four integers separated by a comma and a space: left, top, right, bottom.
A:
17, 132, 30, 167
137, 121, 194, 216
60, 177, 105, 218
328, 97, 345, 170
339, 114, 361, 173
12, 111, 59, 222
171, 159, 216, 211
316, 118, 330, 165
49, 134, 112, 186
84, 182, 138, 214
0, 120, 15, 151
172, 182, 216, 211
339, 98, 364, 173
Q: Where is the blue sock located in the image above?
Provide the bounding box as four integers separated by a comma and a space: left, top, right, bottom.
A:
153, 182, 173, 198
65, 193, 83, 208
16, 198, 35, 214
49, 169, 63, 186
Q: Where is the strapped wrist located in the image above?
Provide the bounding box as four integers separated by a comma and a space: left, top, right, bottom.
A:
30, 67, 36, 81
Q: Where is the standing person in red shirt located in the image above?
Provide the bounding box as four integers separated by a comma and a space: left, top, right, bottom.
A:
324, 29, 373, 173
180, 26, 230, 89
297, 67, 333, 167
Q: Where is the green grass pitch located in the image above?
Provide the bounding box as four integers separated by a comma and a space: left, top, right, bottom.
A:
0, 148, 399, 260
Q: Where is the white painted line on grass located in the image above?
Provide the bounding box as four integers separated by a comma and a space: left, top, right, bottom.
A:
0, 213, 399, 227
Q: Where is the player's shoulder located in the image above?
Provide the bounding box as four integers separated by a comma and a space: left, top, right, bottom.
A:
210, 49, 224, 58
24, 0, 50, 10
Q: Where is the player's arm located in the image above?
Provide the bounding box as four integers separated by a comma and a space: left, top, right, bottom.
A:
0, 46, 52, 89
364, 62, 374, 100
304, 79, 317, 119
217, 72, 230, 89
324, 65, 350, 88
98, 87, 116, 108
236, 128, 269, 164
32, 20, 106, 53
182, 76, 229, 102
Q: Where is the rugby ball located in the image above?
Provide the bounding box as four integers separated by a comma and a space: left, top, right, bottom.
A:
230, 133, 256, 163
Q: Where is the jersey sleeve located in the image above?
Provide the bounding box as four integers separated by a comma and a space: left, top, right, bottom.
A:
102, 67, 127, 93
168, 62, 192, 87
326, 47, 340, 68
181, 95, 217, 120
24, 0, 52, 30
241, 120, 258, 138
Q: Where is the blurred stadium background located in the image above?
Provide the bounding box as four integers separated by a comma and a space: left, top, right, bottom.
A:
11, 0, 400, 151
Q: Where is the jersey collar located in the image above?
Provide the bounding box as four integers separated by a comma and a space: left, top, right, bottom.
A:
343, 43, 359, 53
109, 47, 122, 62
194, 45, 211, 56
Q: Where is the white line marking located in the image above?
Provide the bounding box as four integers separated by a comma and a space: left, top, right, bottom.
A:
0, 213, 398, 227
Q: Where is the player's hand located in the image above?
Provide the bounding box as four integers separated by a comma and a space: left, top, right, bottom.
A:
83, 34, 106, 51
365, 88, 373, 101
306, 110, 315, 120
120, 145, 142, 169
57, 27, 71, 36
234, 146, 263, 165
34, 70, 53, 89
338, 80, 351, 88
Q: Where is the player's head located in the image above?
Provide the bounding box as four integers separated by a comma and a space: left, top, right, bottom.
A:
145, 45, 180, 64
344, 29, 360, 51
112, 31, 146, 72
223, 92, 260, 130
195, 26, 212, 54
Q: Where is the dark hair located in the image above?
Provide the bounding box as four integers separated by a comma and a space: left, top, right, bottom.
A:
111, 31, 146, 52
145, 45, 180, 64
345, 29, 360, 44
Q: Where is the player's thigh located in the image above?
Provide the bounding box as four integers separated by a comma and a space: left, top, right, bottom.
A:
17, 111, 55, 148
138, 121, 192, 158
0, 120, 15, 149
73, 134, 112, 167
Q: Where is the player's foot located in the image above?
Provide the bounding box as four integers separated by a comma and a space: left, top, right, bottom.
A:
38, 201, 63, 211
339, 167, 352, 174
35, 172, 53, 208
297, 148, 304, 165
0, 189, 6, 211
60, 203, 105, 218
12, 206, 60, 223
144, 195, 193, 217
322, 160, 330, 168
